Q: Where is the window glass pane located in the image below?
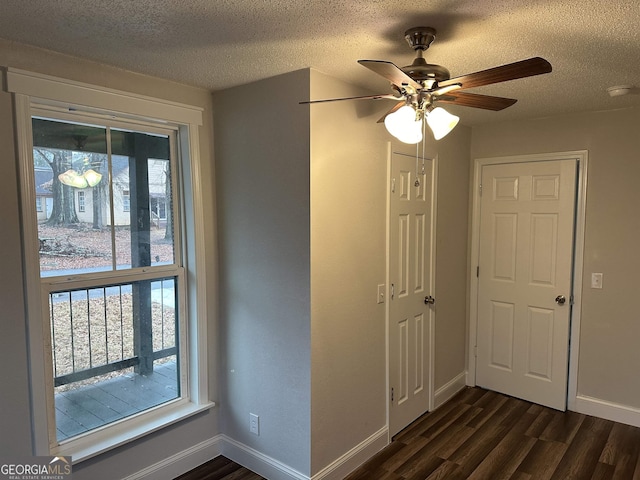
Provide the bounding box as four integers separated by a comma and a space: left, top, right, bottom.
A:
50, 277, 179, 441
32, 119, 176, 276
32, 118, 112, 276
110, 129, 174, 270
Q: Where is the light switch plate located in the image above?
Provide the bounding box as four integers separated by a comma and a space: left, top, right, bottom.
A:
377, 284, 385, 304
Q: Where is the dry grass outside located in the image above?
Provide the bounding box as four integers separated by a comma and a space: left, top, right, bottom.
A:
38, 223, 174, 272
52, 292, 176, 393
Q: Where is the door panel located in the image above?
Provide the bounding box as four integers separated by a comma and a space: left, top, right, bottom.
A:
389, 152, 434, 436
526, 306, 554, 379
529, 214, 558, 285
476, 160, 576, 410
489, 301, 514, 370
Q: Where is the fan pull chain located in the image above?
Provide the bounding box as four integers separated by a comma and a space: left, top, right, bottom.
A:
414, 119, 427, 187
414, 141, 421, 187
421, 120, 426, 179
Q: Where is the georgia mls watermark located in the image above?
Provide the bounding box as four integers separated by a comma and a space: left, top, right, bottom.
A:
0, 456, 72, 480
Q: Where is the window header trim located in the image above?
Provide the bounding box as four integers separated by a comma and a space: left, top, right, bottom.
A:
7, 68, 203, 127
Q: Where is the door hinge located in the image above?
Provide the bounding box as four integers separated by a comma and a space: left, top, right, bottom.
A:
476, 266, 480, 278
391, 387, 394, 403
391, 178, 396, 193
570, 294, 575, 305
391, 283, 395, 300
474, 345, 478, 357
479, 183, 483, 196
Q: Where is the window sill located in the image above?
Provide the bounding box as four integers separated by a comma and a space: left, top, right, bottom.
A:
53, 400, 216, 463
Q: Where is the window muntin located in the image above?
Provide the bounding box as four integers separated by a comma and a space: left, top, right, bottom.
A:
31, 114, 184, 444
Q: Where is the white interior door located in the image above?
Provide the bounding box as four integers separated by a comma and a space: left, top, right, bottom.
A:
388, 151, 435, 437
476, 159, 577, 410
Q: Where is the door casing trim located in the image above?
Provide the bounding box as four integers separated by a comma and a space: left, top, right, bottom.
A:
467, 151, 588, 411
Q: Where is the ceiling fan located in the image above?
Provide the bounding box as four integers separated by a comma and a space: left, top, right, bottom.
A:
301, 27, 552, 143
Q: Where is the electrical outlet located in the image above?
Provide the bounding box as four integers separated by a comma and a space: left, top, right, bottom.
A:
249, 413, 260, 435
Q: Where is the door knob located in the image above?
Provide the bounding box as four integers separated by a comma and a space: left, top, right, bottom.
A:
555, 295, 566, 305
424, 295, 435, 305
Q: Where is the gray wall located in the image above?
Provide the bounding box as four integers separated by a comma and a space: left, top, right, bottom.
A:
0, 39, 219, 479
0, 64, 32, 457
471, 106, 640, 409
433, 126, 472, 390
309, 70, 388, 473
213, 69, 312, 475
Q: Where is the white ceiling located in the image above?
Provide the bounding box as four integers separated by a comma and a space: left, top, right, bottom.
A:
1, 0, 640, 125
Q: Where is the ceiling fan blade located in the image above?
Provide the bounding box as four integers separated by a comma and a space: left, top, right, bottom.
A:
358, 60, 423, 91
438, 57, 552, 90
300, 93, 398, 105
436, 91, 517, 111
376, 101, 405, 123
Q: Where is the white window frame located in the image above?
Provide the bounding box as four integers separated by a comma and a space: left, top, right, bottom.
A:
8, 68, 213, 463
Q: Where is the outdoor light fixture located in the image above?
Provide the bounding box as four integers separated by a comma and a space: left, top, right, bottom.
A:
384, 104, 459, 144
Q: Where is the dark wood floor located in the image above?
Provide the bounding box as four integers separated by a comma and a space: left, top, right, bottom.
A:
177, 387, 640, 479
175, 455, 265, 480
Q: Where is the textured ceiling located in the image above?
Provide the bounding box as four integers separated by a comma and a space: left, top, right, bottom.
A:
1, 0, 639, 125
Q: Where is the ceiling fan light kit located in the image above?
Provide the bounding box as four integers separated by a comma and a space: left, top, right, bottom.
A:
384, 105, 424, 144
426, 107, 460, 141
302, 26, 552, 144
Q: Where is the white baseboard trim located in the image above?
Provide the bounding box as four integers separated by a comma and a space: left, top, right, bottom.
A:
123, 435, 223, 480
123, 427, 389, 480
311, 427, 388, 480
572, 394, 640, 428
434, 371, 467, 409
221, 435, 308, 480
220, 427, 388, 480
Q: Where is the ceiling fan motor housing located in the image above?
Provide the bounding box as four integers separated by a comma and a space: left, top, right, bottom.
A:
402, 27, 450, 84
404, 27, 437, 51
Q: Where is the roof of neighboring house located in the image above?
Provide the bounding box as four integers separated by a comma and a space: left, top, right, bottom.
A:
34, 167, 53, 196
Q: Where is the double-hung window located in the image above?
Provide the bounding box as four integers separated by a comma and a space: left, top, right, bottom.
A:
9, 69, 212, 462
